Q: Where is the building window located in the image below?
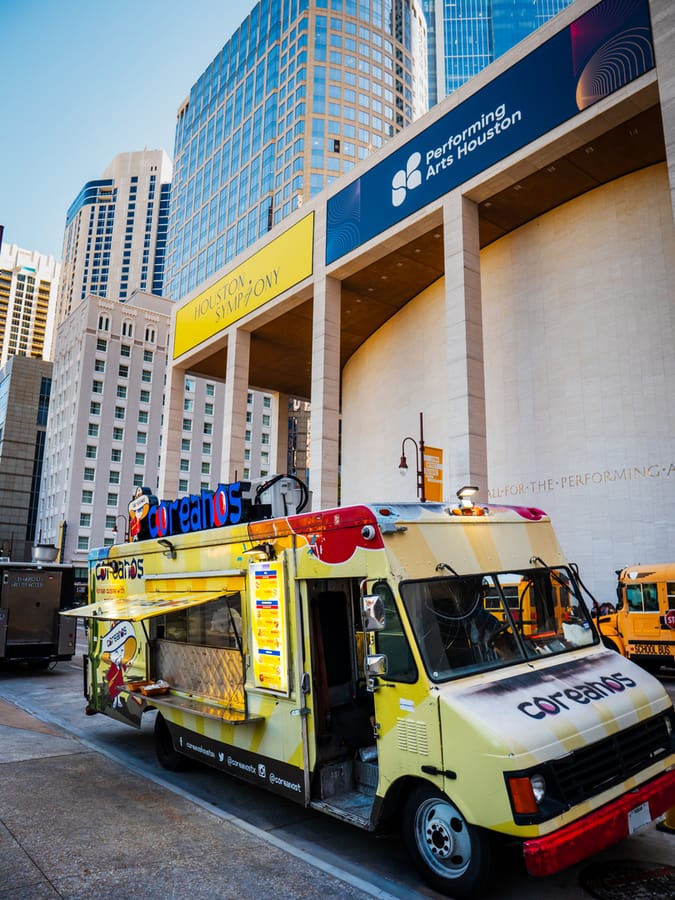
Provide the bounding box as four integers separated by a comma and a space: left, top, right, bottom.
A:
184, 398, 194, 411
92, 380, 103, 394
138, 410, 148, 424
85, 445, 97, 459
180, 459, 190, 472
82, 490, 93, 504
142, 370, 152, 383
96, 338, 107, 352
262, 414, 271, 426
135, 452, 146, 466
202, 442, 211, 455
182, 418, 192, 432
178, 479, 189, 492
98, 315, 110, 331
201, 462, 211, 475
122, 320, 133, 337
107, 492, 118, 506
185, 378, 195, 392
120, 343, 131, 358
77, 536, 90, 551
105, 515, 117, 530
206, 384, 215, 397
261, 433, 270, 445
263, 396, 272, 408
115, 406, 125, 420
113, 427, 124, 440
118, 364, 129, 378
204, 402, 214, 416
90, 401, 101, 415
140, 389, 150, 403
181, 439, 191, 452
203, 422, 213, 435
80, 513, 91, 527
245, 430, 251, 442
116, 385, 127, 399
111, 448, 122, 462
83, 467, 95, 481
136, 431, 147, 444
109, 470, 120, 485
144, 349, 154, 362
88, 423, 99, 437
94, 359, 105, 372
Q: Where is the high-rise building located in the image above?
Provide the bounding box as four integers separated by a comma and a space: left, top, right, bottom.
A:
36, 291, 172, 577
0, 355, 53, 562
165, 0, 428, 300
425, 0, 574, 103
0, 243, 59, 366
55, 150, 172, 330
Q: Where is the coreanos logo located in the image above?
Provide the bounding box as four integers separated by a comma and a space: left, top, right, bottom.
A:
392, 152, 422, 206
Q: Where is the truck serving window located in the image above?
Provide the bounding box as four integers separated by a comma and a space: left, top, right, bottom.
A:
400, 569, 596, 682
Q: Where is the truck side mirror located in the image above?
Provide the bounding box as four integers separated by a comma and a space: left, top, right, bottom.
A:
362, 594, 385, 631
365, 653, 388, 692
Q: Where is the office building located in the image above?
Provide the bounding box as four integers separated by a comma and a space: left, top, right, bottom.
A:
0, 356, 53, 562
55, 150, 171, 330
164, 0, 428, 300
164, 0, 675, 600
0, 243, 59, 366
36, 291, 173, 576
425, 0, 574, 103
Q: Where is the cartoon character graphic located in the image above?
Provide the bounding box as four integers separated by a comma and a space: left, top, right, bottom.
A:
101, 621, 137, 709
128, 486, 157, 542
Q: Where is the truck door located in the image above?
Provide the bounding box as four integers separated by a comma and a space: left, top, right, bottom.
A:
307, 578, 378, 813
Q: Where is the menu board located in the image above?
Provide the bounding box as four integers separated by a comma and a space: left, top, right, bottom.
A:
249, 561, 288, 694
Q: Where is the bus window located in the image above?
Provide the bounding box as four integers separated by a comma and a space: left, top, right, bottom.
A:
627, 583, 658, 612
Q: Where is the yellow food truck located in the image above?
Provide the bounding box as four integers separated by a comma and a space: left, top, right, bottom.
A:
65, 478, 675, 897
598, 563, 675, 673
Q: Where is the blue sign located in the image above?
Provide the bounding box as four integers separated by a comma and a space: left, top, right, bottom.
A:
326, 0, 654, 264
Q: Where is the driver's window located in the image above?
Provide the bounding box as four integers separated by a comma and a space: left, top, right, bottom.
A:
372, 582, 417, 683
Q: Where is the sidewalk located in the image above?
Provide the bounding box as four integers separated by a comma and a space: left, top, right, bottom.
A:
0, 698, 377, 900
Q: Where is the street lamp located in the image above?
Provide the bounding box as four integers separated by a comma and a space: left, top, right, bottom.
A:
113, 514, 128, 543
398, 412, 426, 502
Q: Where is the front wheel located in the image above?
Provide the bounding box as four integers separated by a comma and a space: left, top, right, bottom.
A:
154, 712, 188, 771
402, 783, 493, 897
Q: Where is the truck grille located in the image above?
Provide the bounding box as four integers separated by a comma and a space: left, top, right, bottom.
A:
549, 712, 674, 807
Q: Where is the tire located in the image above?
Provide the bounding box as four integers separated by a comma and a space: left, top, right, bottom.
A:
154, 712, 188, 771
601, 636, 620, 654
402, 782, 493, 897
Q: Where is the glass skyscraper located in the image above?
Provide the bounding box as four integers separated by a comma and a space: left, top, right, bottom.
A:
425, 0, 574, 102
165, 0, 428, 302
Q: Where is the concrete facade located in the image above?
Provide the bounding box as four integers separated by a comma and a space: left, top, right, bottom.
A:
164, 0, 674, 599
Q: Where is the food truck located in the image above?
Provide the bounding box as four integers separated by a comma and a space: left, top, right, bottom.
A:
598, 563, 675, 673
65, 477, 675, 897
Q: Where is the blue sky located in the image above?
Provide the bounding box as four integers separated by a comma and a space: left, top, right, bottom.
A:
0, 0, 255, 260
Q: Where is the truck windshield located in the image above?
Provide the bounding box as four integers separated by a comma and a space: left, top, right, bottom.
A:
400, 568, 597, 681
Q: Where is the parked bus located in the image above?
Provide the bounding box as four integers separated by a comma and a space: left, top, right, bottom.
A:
64, 478, 675, 897
597, 564, 675, 673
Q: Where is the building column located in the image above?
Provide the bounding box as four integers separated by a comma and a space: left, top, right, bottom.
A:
158, 369, 186, 496
650, 0, 675, 220
275, 391, 289, 475
309, 274, 341, 510
442, 193, 488, 499
221, 328, 251, 483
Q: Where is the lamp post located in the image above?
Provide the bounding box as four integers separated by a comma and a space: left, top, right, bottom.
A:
398, 411, 426, 502
113, 514, 128, 543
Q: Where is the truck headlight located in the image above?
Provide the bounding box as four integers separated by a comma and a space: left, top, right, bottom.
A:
530, 773, 546, 804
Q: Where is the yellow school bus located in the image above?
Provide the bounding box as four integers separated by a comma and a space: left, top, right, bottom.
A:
598, 564, 675, 673
64, 481, 675, 897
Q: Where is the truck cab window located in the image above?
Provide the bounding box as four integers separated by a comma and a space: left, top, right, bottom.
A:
371, 581, 417, 683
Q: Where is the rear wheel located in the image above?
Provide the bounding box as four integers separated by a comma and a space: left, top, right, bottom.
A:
402, 783, 493, 897
154, 712, 187, 771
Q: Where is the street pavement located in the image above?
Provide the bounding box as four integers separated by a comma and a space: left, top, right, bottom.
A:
0, 697, 382, 900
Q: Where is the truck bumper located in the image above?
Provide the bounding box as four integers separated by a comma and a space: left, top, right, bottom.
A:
523, 767, 675, 877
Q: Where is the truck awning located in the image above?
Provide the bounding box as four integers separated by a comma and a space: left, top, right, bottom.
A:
61, 589, 228, 622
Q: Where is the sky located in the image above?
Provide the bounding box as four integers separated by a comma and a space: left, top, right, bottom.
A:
0, 0, 256, 260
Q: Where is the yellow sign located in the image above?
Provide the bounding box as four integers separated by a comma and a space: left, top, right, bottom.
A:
250, 561, 288, 694
173, 212, 315, 359
424, 446, 444, 502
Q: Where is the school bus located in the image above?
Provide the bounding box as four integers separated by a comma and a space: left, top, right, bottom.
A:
598, 564, 675, 673
64, 480, 675, 897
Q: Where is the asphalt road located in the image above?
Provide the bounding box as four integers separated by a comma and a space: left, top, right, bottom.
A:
1, 627, 674, 900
